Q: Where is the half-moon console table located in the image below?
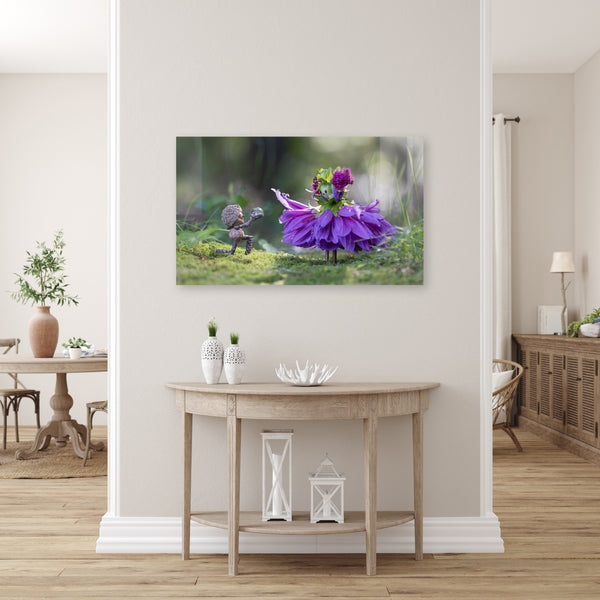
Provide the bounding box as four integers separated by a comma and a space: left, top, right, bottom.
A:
166, 382, 440, 576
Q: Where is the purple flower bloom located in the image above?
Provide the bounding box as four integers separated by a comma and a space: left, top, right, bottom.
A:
272, 188, 318, 248
272, 189, 396, 253
331, 168, 354, 191
316, 200, 395, 252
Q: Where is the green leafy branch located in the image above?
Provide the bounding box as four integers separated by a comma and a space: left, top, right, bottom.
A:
9, 230, 79, 307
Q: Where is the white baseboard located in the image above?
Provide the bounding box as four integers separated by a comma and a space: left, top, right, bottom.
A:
96, 514, 504, 554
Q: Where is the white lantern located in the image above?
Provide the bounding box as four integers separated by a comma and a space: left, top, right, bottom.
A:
309, 455, 345, 524
261, 430, 293, 521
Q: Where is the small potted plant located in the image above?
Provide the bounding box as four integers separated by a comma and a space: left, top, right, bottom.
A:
9, 230, 79, 357
62, 337, 89, 360
201, 318, 224, 384
224, 332, 246, 384
568, 307, 600, 337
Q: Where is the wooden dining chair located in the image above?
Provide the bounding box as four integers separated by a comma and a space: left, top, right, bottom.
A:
0, 338, 41, 449
492, 358, 524, 451
82, 400, 107, 466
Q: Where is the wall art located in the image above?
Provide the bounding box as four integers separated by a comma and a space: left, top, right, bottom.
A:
176, 137, 423, 285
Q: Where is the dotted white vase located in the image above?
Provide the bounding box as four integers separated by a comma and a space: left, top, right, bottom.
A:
201, 336, 224, 384
224, 343, 246, 385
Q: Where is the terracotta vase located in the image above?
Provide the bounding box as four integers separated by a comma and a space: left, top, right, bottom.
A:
28, 306, 59, 358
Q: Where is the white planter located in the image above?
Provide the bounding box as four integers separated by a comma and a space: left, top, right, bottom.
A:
201, 336, 224, 384
580, 323, 600, 337
224, 343, 246, 385
68, 347, 82, 360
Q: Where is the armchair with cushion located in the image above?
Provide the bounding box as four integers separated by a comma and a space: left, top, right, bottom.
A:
492, 358, 524, 451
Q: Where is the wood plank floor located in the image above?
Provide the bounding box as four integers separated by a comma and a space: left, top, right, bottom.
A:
1, 426, 599, 599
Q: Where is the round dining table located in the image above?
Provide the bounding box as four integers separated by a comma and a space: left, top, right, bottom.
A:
0, 355, 107, 460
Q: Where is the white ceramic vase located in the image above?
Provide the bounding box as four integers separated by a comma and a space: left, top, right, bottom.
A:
68, 347, 82, 360
201, 336, 224, 384
224, 343, 246, 385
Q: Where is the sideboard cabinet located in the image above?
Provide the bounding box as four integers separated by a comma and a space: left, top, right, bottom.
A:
513, 334, 600, 463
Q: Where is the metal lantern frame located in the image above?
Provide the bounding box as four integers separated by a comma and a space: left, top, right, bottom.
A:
309, 455, 346, 524
261, 430, 293, 522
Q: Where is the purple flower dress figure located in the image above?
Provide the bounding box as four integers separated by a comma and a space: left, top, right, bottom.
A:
272, 167, 396, 264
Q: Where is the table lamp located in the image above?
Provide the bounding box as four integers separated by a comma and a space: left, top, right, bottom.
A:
550, 251, 575, 335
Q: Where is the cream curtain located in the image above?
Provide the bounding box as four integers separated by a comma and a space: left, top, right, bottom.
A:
493, 114, 512, 360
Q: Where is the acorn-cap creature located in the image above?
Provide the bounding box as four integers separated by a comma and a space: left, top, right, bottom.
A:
216, 205, 264, 255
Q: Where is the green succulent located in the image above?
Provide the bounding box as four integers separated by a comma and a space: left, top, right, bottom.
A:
62, 337, 89, 349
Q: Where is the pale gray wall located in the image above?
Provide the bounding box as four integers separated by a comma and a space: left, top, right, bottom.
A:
493, 74, 575, 335
117, 0, 482, 519
575, 50, 600, 317
0, 74, 108, 425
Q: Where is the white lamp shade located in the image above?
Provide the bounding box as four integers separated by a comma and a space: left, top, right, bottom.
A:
550, 251, 575, 273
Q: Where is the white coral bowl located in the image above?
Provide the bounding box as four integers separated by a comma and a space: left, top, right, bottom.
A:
275, 361, 338, 386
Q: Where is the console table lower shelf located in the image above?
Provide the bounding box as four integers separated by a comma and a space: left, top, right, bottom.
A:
192, 510, 415, 534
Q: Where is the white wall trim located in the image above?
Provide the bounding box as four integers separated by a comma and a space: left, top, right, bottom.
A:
480, 0, 494, 518
96, 515, 504, 555
107, 0, 120, 517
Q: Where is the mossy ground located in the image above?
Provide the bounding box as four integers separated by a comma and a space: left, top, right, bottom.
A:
177, 240, 423, 285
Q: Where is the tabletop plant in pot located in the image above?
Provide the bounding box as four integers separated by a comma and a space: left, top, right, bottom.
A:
567, 306, 600, 337
9, 230, 79, 358
62, 337, 89, 360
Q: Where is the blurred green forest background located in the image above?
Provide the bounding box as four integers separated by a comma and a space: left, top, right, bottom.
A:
177, 137, 423, 250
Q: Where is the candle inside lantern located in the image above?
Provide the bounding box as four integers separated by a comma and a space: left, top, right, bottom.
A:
261, 430, 293, 522
322, 489, 331, 518
309, 454, 345, 524
271, 452, 282, 516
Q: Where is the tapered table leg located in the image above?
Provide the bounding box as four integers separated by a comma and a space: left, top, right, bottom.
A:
364, 413, 377, 576
183, 411, 192, 560
413, 410, 424, 560
228, 412, 241, 576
